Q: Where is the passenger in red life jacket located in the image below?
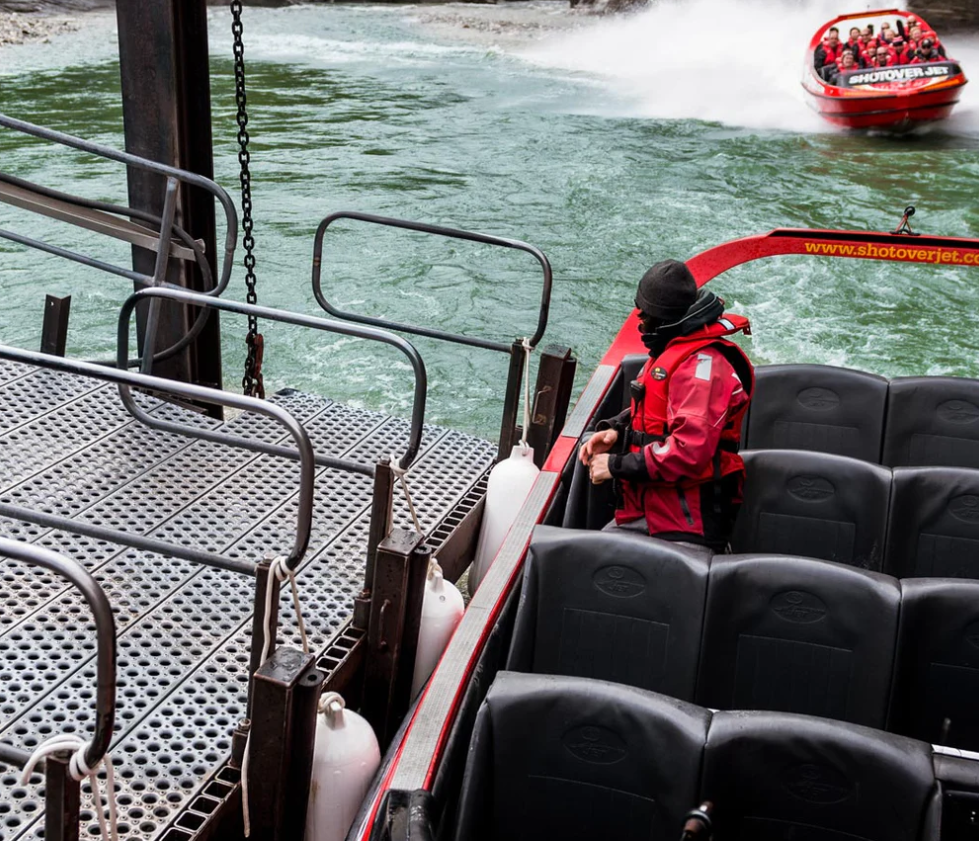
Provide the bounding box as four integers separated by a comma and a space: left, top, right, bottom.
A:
907, 25, 923, 52
871, 47, 896, 68
814, 28, 841, 73
845, 26, 862, 55
912, 39, 943, 64
891, 38, 911, 65
579, 260, 754, 551
830, 49, 860, 81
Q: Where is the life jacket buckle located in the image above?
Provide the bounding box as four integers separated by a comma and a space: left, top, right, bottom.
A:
629, 379, 645, 404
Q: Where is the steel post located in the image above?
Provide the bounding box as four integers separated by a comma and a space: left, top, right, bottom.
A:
525, 344, 577, 467
115, 0, 222, 398
497, 339, 525, 460
362, 528, 424, 745
244, 647, 323, 841
44, 751, 81, 841
40, 295, 71, 356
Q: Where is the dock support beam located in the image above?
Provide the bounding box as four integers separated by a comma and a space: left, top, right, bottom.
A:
40, 295, 71, 357
44, 751, 81, 841
115, 0, 223, 399
362, 529, 429, 746
245, 647, 324, 841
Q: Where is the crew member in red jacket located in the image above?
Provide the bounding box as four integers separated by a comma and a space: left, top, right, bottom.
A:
580, 260, 754, 550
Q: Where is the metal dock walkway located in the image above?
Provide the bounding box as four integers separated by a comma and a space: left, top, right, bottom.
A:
0, 363, 493, 841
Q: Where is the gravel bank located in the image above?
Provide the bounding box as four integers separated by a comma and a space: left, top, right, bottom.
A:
0, 0, 113, 47
0, 11, 78, 46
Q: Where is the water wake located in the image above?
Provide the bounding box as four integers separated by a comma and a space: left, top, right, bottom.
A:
518, 0, 979, 134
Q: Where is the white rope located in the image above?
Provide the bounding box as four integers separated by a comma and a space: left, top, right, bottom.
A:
20, 735, 118, 841
390, 455, 424, 537
519, 338, 533, 451
242, 556, 310, 836
318, 690, 345, 717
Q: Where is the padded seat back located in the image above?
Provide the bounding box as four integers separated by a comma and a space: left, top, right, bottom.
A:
696, 555, 900, 728
453, 671, 710, 841
886, 468, 979, 579
883, 377, 979, 468
702, 710, 940, 841
731, 450, 891, 570
507, 526, 709, 700
744, 364, 888, 462
891, 579, 979, 752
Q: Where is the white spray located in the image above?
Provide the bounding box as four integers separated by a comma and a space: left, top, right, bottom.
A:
518, 0, 979, 134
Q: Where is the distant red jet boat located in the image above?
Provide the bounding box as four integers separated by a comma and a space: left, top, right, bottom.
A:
803, 8, 967, 131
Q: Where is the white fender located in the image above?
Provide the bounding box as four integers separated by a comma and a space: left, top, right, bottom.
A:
469, 445, 539, 593
411, 565, 465, 698
304, 693, 381, 841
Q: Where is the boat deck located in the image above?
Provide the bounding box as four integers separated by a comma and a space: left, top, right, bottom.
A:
0, 360, 494, 841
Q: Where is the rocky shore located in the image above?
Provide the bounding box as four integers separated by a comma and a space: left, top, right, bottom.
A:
0, 0, 108, 47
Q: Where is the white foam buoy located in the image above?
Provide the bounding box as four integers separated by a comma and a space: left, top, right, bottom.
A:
411, 563, 465, 698
304, 692, 381, 841
469, 445, 540, 593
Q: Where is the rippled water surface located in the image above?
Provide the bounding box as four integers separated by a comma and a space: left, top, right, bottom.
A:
1, 0, 979, 438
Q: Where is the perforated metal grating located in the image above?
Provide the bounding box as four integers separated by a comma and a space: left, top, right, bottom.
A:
0, 367, 495, 840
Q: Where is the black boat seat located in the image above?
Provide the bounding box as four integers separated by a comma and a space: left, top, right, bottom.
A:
891, 578, 979, 752
886, 467, 979, 579
701, 709, 941, 841
696, 555, 900, 728
732, 450, 891, 570
744, 364, 888, 462
507, 526, 710, 699
883, 377, 979, 469
452, 671, 710, 841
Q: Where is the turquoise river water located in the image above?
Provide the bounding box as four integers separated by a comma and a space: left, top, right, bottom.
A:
1, 0, 979, 440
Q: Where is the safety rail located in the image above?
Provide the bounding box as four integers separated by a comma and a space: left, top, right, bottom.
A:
0, 539, 116, 774
0, 344, 314, 574
311, 211, 553, 457
118, 286, 428, 472
0, 112, 238, 369
311, 211, 552, 352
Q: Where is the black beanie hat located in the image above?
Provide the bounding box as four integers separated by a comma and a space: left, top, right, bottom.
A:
635, 260, 698, 322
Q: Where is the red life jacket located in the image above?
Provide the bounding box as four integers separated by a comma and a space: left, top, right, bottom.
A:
617, 315, 754, 541
820, 44, 839, 66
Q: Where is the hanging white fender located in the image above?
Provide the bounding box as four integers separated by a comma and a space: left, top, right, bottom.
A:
469, 445, 540, 593
411, 564, 466, 698
304, 692, 381, 841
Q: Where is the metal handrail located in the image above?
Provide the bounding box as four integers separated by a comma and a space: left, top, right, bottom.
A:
117, 287, 428, 472
0, 345, 314, 573
310, 211, 553, 353
0, 112, 238, 296
0, 539, 116, 773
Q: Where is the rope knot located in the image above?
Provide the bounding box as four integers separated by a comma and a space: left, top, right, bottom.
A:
20, 735, 117, 841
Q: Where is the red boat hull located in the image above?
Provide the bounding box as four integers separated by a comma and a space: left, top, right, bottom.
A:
806, 83, 964, 130
802, 9, 968, 131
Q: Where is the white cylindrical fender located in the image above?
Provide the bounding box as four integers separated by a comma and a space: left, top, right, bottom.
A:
469, 445, 540, 593
304, 693, 381, 841
411, 566, 465, 698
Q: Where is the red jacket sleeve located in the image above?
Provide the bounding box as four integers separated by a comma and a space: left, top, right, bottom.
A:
639, 347, 748, 483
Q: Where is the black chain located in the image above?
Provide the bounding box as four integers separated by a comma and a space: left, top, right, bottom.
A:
231, 0, 264, 398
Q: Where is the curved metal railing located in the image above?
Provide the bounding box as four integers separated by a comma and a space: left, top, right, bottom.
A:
0, 539, 116, 773
117, 287, 428, 472
310, 211, 553, 353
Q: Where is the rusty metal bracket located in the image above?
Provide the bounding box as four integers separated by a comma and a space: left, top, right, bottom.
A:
362, 528, 426, 745
244, 647, 324, 841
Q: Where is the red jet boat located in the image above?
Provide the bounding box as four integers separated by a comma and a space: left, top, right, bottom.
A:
802, 9, 967, 131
